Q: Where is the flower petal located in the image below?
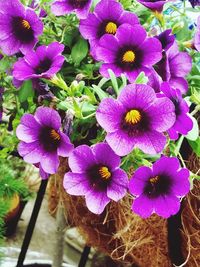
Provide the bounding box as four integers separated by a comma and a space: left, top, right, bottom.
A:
57, 132, 74, 157
51, 0, 73, 16
107, 169, 128, 201
118, 84, 156, 111
147, 97, 176, 132
169, 77, 188, 94
116, 24, 147, 47
106, 130, 136, 156
96, 98, 124, 133
63, 172, 91, 196
170, 52, 192, 77
92, 143, 120, 170
152, 156, 180, 176
99, 63, 122, 78
132, 194, 154, 218
16, 114, 41, 143
171, 168, 190, 197
95, 0, 123, 21
13, 59, 35, 80
35, 107, 61, 129
85, 190, 110, 214
18, 141, 44, 164
154, 195, 180, 218
40, 151, 59, 174
129, 166, 153, 196
79, 13, 101, 40
135, 131, 166, 154
68, 145, 96, 173
118, 11, 139, 25
139, 37, 162, 66
96, 34, 119, 62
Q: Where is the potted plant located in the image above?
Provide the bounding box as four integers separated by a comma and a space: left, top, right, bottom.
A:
0, 157, 32, 237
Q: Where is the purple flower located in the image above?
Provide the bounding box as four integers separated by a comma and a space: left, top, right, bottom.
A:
189, 0, 200, 8
0, 0, 43, 56
129, 156, 190, 218
136, 0, 168, 12
79, 0, 139, 59
160, 82, 193, 140
34, 163, 50, 180
96, 24, 162, 82
13, 42, 65, 81
154, 42, 192, 94
96, 84, 175, 156
194, 16, 200, 51
16, 107, 74, 175
155, 29, 175, 51
147, 68, 162, 93
0, 87, 4, 121
51, 0, 92, 19
63, 143, 128, 214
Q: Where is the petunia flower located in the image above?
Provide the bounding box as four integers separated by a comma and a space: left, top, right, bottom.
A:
0, 0, 43, 56
194, 16, 200, 51
13, 42, 65, 81
154, 42, 192, 94
96, 24, 162, 82
155, 29, 175, 51
129, 156, 190, 218
16, 107, 74, 175
79, 0, 139, 59
51, 0, 92, 19
63, 143, 129, 214
136, 0, 168, 12
96, 84, 175, 156
160, 82, 193, 140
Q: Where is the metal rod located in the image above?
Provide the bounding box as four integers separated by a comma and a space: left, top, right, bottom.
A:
78, 245, 91, 267
16, 179, 48, 267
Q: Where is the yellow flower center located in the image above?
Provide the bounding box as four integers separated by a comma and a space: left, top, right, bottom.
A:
99, 166, 111, 180
50, 129, 61, 141
105, 22, 117, 34
122, 50, 135, 63
21, 19, 31, 30
125, 110, 141, 125
150, 176, 160, 184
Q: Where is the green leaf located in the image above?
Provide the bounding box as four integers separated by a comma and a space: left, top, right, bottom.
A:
190, 89, 200, 105
72, 98, 82, 118
186, 116, 199, 141
71, 37, 88, 65
108, 69, 118, 95
84, 87, 97, 104
18, 80, 34, 103
188, 137, 200, 157
82, 102, 96, 116
0, 57, 11, 72
92, 85, 108, 100
135, 72, 148, 84
98, 77, 109, 88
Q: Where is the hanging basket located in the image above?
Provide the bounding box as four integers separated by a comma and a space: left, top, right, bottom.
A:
48, 155, 200, 267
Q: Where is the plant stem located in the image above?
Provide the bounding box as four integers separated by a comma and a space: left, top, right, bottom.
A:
52, 200, 67, 267
78, 246, 91, 267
